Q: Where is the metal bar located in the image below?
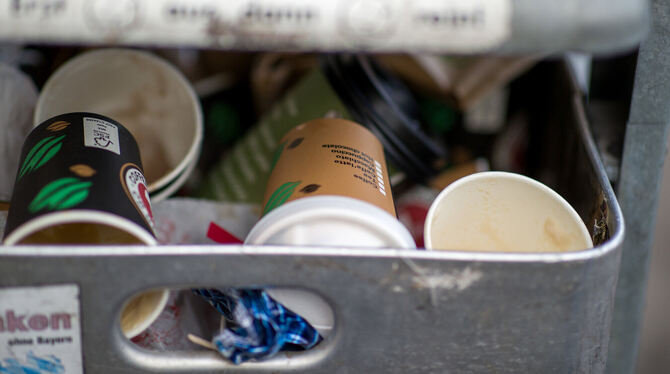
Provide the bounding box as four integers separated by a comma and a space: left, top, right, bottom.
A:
0, 0, 650, 54
0, 243, 623, 373
606, 0, 670, 372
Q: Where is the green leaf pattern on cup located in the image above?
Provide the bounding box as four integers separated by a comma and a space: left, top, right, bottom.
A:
18, 134, 66, 179
28, 177, 92, 213
263, 181, 301, 215
269, 141, 286, 174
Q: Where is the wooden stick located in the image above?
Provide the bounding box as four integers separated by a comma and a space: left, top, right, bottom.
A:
187, 333, 216, 351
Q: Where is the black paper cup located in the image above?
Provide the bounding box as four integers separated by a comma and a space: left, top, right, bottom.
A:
2, 112, 167, 338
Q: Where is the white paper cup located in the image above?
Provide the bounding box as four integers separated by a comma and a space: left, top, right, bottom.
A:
424, 171, 592, 252
246, 195, 416, 248
246, 195, 416, 335
34, 49, 203, 202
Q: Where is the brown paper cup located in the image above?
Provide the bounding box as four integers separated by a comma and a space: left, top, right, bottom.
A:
260, 118, 396, 217
245, 118, 414, 247
246, 118, 415, 334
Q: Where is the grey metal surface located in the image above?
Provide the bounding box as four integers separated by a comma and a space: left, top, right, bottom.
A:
0, 63, 625, 373
0, 0, 650, 54
0, 245, 623, 373
606, 0, 670, 372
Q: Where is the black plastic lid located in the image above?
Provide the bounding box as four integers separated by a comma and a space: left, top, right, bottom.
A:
321, 54, 447, 182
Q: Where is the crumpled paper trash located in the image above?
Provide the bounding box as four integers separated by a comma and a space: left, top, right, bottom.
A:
152, 197, 259, 244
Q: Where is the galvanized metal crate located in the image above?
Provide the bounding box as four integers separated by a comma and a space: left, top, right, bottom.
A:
0, 61, 623, 373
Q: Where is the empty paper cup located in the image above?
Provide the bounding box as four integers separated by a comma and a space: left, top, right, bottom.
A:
35, 49, 203, 202
246, 118, 416, 335
424, 171, 592, 252
246, 118, 414, 248
3, 112, 168, 338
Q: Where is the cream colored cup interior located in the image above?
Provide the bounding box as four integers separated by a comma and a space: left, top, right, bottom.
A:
34, 49, 201, 197
3, 211, 169, 339
121, 289, 169, 339
425, 172, 593, 253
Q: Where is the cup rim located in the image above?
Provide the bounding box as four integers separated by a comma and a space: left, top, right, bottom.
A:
148, 148, 198, 202
245, 195, 416, 249
34, 48, 203, 201
2, 209, 157, 246
2, 209, 169, 339
120, 288, 170, 339
423, 171, 592, 252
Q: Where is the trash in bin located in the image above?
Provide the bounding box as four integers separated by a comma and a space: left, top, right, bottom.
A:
199, 54, 447, 204
2, 112, 168, 340
148, 197, 321, 363
34, 49, 203, 202
193, 288, 321, 365
424, 171, 593, 252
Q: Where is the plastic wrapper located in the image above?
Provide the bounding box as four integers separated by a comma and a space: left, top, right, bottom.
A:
193, 289, 321, 364
141, 198, 321, 364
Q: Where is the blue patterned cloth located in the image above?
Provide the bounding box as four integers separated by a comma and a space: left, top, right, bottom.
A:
193, 289, 321, 364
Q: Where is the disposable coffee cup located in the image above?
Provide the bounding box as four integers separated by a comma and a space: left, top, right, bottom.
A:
246, 118, 416, 335
424, 171, 592, 252
34, 49, 203, 202
3, 112, 168, 338
199, 55, 447, 205
199, 68, 351, 204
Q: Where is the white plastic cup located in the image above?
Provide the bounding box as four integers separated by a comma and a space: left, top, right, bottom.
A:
424, 171, 593, 252
34, 49, 203, 202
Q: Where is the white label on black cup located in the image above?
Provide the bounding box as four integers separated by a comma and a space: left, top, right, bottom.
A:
84, 117, 121, 155
0, 284, 83, 374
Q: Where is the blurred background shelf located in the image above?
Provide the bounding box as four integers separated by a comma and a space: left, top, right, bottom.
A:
0, 0, 649, 54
